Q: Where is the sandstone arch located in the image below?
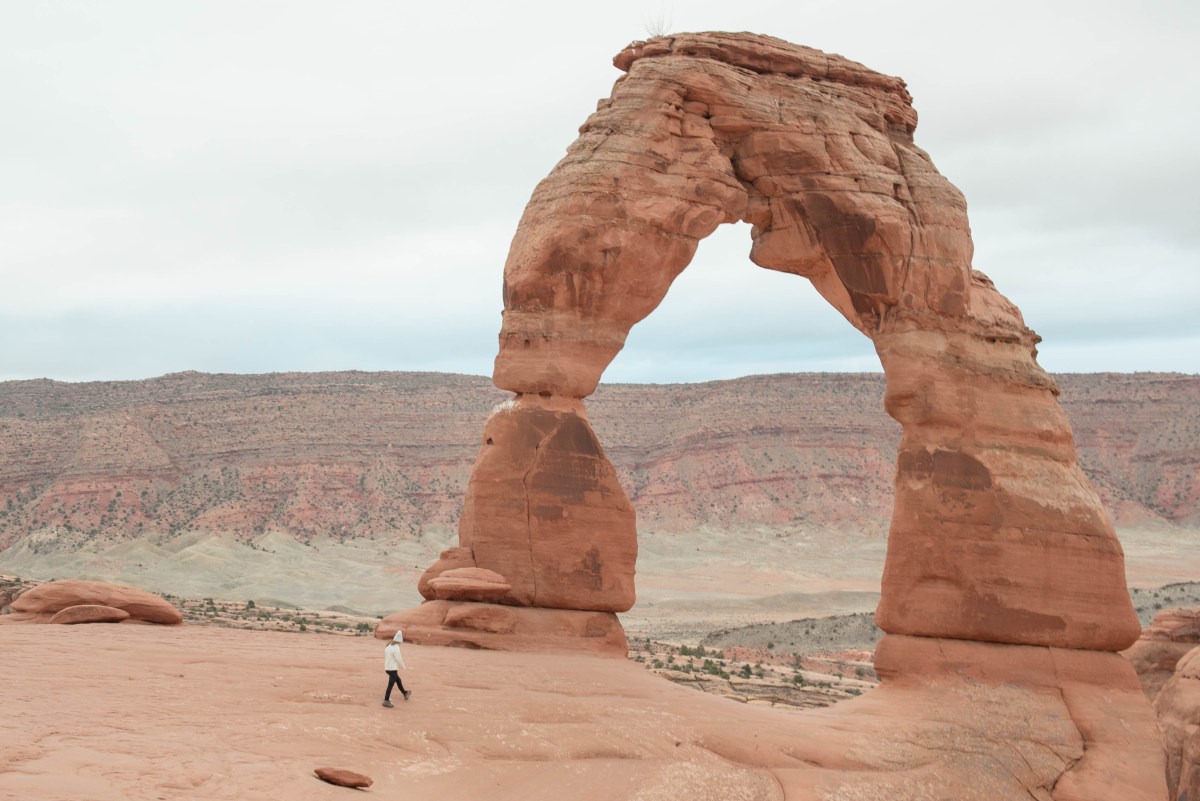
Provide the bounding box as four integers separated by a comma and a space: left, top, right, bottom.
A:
380, 34, 1166, 796
397, 32, 1138, 654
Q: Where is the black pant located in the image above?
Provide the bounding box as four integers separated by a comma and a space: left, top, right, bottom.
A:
385, 670, 407, 701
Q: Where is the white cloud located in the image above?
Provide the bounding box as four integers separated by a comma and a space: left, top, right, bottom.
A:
1, 1, 1197, 382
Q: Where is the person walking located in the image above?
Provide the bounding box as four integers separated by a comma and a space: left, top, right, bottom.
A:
382, 630, 411, 708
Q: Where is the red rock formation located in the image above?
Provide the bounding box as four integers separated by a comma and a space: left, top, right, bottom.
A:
417, 547, 478, 599
375, 601, 627, 658
409, 31, 1140, 652
313, 767, 373, 789
11, 579, 182, 624
874, 635, 1166, 798
390, 32, 1163, 797
1157, 645, 1200, 800
48, 604, 131, 624
1124, 607, 1200, 699
2, 372, 1198, 554
426, 568, 511, 602
420, 396, 636, 613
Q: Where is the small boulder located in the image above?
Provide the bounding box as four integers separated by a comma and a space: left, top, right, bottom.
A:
49, 604, 131, 625
417, 547, 477, 600
11, 580, 182, 625
314, 767, 373, 789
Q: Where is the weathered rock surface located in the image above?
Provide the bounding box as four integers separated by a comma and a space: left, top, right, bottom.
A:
874, 634, 1165, 799
417, 547, 478, 600
426, 568, 511, 602
11, 580, 182, 624
375, 600, 628, 658
48, 604, 131, 625
1157, 645, 1200, 801
451, 396, 636, 613
1124, 606, 1200, 699
313, 767, 373, 789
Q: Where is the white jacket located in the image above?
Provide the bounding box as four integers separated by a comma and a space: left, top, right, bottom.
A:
384, 642, 406, 671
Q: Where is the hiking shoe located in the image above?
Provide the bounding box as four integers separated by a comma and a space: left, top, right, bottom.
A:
382, 700, 394, 708
402, 690, 412, 701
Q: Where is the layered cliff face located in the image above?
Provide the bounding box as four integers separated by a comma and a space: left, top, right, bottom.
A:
2, 371, 1196, 555
0, 371, 503, 552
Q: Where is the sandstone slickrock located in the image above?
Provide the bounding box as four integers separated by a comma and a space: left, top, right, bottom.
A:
376, 600, 627, 658
1156, 645, 1200, 801
11, 580, 182, 625
313, 767, 373, 789
4, 624, 1165, 800
1124, 606, 1200, 699
48, 604, 131, 625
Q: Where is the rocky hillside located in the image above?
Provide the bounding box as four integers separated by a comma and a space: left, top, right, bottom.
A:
0, 371, 1197, 556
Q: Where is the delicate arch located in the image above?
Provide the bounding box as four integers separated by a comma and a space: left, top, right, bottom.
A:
378, 34, 1162, 798
426, 33, 1136, 652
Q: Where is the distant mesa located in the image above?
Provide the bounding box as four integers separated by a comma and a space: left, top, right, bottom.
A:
7, 579, 182, 625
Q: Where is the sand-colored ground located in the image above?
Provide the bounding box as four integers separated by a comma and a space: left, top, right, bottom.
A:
0, 624, 788, 800
0, 622, 1165, 801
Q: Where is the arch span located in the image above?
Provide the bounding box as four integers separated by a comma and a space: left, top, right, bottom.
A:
396, 32, 1138, 654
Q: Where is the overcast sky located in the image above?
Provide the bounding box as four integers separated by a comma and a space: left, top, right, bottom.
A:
2, 1, 1197, 384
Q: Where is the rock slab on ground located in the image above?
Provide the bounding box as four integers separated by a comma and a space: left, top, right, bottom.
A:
0, 625, 1168, 801
10, 579, 182, 624
314, 767, 373, 789
48, 604, 131, 625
